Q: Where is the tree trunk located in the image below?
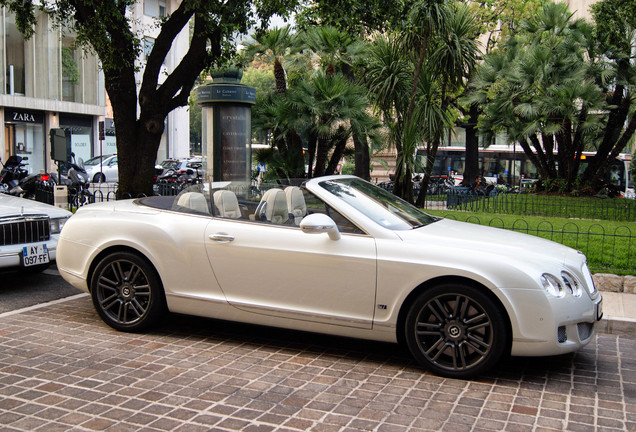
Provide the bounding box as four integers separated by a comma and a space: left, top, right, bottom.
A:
306, 135, 317, 179
105, 66, 155, 199
582, 65, 632, 185
519, 138, 550, 179
393, 158, 414, 203
461, 104, 479, 186
353, 133, 371, 181
286, 130, 306, 179
416, 140, 441, 207
273, 60, 287, 93
313, 136, 330, 177
326, 137, 347, 175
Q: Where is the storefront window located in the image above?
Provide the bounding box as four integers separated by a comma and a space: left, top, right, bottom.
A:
4, 13, 25, 95
1, 9, 102, 104
62, 37, 80, 102
103, 119, 117, 155
4, 109, 45, 173
60, 115, 93, 164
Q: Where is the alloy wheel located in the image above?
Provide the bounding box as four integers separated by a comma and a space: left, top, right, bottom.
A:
94, 257, 152, 326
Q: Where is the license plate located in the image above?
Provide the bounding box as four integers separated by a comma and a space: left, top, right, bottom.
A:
21, 244, 50, 267
596, 298, 603, 321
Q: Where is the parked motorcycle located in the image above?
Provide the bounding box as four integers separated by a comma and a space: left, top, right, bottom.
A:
51, 153, 94, 207
0, 155, 30, 194
153, 166, 201, 196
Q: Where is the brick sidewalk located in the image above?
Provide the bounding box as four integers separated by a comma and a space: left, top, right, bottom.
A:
0, 295, 635, 431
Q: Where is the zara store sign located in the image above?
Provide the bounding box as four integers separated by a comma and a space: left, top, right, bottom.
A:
6, 109, 43, 124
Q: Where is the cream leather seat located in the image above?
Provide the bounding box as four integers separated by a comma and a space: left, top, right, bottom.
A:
254, 188, 289, 224
176, 192, 210, 214
213, 190, 241, 219
285, 186, 306, 225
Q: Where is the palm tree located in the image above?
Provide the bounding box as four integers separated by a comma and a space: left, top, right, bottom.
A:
300, 26, 366, 76
243, 26, 297, 93
365, 34, 414, 198
299, 26, 374, 180
290, 71, 378, 178
251, 92, 306, 179
468, 2, 604, 190
365, 0, 472, 204
415, 2, 480, 206
401, 0, 450, 127
244, 26, 306, 178
363, 0, 452, 202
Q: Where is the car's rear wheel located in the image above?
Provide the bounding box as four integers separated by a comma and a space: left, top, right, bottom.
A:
405, 284, 507, 378
90, 252, 165, 332
93, 173, 105, 183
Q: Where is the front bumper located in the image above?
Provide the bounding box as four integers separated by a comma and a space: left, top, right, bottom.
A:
0, 240, 57, 269
504, 287, 602, 357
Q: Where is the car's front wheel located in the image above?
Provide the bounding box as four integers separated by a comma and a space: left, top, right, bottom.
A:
90, 252, 166, 332
404, 284, 508, 378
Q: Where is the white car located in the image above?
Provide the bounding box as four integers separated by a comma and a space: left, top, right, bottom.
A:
0, 193, 72, 271
56, 176, 603, 378
85, 154, 117, 183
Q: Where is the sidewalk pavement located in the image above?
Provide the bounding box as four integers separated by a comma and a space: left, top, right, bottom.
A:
598, 290, 636, 336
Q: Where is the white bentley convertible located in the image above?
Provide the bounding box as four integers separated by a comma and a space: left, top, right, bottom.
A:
57, 176, 603, 378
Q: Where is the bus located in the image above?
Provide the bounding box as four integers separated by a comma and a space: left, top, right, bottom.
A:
416, 145, 634, 197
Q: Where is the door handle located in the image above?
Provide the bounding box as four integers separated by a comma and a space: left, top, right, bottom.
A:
209, 233, 235, 243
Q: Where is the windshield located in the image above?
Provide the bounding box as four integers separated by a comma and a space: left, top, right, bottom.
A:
84, 155, 112, 166
318, 178, 438, 230
161, 160, 181, 170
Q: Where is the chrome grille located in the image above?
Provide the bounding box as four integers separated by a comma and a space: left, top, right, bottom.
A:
0, 216, 50, 246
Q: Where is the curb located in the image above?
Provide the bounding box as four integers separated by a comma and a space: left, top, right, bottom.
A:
597, 315, 636, 337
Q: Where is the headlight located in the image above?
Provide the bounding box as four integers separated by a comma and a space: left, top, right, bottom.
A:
541, 273, 565, 298
561, 271, 582, 297
581, 262, 597, 295
50, 217, 69, 234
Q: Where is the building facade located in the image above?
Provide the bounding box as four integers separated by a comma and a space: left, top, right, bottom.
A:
0, 0, 190, 177
0, 7, 106, 174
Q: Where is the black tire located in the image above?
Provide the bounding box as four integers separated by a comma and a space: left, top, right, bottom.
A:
404, 283, 508, 378
93, 173, 105, 183
90, 251, 166, 332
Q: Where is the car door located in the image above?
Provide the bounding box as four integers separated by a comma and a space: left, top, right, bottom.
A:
204, 219, 377, 329
104, 156, 118, 182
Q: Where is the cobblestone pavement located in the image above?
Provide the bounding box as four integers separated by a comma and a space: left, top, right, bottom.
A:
0, 295, 634, 432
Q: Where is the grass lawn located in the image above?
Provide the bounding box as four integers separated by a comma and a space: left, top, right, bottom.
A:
425, 208, 636, 275
439, 192, 636, 222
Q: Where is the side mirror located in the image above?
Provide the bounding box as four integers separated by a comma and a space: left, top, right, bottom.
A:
300, 213, 341, 241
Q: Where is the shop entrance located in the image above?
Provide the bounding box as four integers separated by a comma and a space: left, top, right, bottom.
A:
4, 124, 16, 161
3, 122, 45, 174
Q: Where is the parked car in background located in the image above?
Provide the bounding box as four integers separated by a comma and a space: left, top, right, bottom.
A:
85, 154, 117, 183
57, 175, 602, 378
0, 193, 72, 271
157, 158, 203, 179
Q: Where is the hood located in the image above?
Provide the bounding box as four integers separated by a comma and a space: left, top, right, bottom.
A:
0, 194, 72, 219
400, 218, 580, 266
